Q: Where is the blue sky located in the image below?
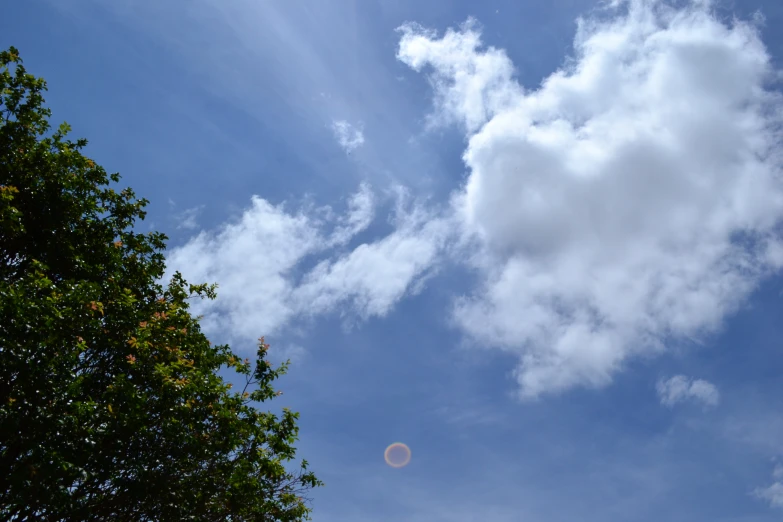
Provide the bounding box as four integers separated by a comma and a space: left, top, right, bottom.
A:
5, 0, 783, 519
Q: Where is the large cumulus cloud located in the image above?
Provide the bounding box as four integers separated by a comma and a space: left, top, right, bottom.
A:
398, 0, 783, 397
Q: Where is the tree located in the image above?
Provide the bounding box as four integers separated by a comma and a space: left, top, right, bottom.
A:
0, 47, 322, 521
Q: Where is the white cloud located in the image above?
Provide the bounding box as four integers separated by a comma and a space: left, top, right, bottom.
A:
295, 192, 449, 321
165, 196, 324, 342
164, 185, 445, 348
331, 120, 365, 153
176, 205, 205, 230
330, 183, 375, 246
397, 18, 520, 133
278, 343, 308, 364
754, 464, 783, 509
167, 199, 205, 231
398, 1, 783, 398
656, 375, 719, 408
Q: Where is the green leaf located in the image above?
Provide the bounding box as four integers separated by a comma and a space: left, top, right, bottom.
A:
0, 46, 320, 521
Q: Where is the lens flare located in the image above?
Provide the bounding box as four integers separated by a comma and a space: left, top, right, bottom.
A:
384, 442, 411, 468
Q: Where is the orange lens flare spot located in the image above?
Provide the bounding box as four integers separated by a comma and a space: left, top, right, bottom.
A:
384, 442, 411, 468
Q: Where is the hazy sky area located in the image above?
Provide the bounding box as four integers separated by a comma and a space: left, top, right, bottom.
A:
5, 0, 783, 519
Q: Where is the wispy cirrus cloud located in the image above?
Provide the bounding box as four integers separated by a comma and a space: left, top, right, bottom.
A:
176, 205, 205, 230
329, 183, 374, 246
331, 120, 365, 153
656, 375, 720, 408
755, 463, 783, 509
295, 202, 448, 322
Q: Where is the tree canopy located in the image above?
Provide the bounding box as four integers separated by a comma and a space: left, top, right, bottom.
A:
0, 46, 321, 521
